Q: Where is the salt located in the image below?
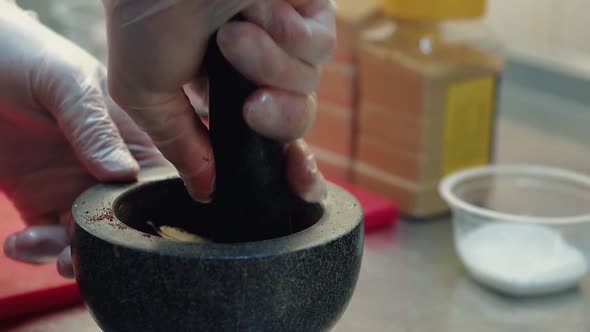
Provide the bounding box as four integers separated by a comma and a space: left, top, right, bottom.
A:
458, 223, 588, 296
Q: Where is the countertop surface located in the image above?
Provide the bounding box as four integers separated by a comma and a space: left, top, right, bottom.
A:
336, 220, 590, 332
3, 218, 590, 332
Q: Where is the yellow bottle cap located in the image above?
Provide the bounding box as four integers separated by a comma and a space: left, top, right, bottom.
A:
382, 0, 486, 20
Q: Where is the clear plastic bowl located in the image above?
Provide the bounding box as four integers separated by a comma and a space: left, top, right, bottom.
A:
439, 164, 590, 296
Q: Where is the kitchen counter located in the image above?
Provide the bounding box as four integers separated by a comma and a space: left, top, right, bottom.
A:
336, 220, 590, 332
4, 218, 590, 332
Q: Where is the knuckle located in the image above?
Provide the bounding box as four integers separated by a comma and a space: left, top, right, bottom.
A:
265, 50, 289, 84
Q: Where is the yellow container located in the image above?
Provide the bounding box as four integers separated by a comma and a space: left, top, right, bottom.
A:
383, 0, 486, 20
353, 0, 503, 218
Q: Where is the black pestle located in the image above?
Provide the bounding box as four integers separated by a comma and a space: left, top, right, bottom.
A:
204, 22, 320, 243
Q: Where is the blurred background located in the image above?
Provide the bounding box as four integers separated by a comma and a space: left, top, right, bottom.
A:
16, 0, 107, 63
16, 0, 590, 217
17, 0, 590, 62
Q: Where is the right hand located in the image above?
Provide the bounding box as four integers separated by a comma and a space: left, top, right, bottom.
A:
103, 0, 337, 203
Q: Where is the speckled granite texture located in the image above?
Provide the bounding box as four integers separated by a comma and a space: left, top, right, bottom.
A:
71, 168, 364, 332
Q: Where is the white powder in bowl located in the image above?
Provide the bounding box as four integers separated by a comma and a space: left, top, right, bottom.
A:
458, 223, 588, 296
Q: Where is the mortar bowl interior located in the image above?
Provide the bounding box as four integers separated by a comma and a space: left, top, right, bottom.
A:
71, 167, 364, 332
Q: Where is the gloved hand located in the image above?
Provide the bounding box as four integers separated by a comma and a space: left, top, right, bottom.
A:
0, 2, 169, 277
104, 0, 336, 203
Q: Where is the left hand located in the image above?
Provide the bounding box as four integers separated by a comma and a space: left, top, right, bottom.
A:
0, 2, 169, 278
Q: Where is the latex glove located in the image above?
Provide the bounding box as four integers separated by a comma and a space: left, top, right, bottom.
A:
104, 0, 336, 203
0, 2, 169, 278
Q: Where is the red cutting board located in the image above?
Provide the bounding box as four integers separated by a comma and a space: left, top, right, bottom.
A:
327, 177, 398, 232
0, 193, 81, 321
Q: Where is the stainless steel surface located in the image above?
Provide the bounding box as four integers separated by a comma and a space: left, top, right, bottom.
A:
3, 220, 590, 331
336, 221, 590, 332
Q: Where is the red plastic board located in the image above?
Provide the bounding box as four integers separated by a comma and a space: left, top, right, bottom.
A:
0, 193, 81, 321
327, 177, 398, 232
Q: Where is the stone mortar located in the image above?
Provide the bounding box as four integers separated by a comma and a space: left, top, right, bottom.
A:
71, 167, 364, 332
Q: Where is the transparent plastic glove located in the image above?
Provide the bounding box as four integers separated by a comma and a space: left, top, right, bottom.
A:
0, 2, 169, 278
104, 0, 336, 203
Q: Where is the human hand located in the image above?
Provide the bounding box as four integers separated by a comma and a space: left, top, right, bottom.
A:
103, 0, 336, 203
0, 2, 169, 277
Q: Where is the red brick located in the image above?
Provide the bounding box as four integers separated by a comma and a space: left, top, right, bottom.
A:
357, 101, 422, 154
356, 136, 441, 182
306, 102, 354, 156
352, 162, 447, 218
310, 145, 352, 181
317, 63, 357, 109
358, 45, 425, 117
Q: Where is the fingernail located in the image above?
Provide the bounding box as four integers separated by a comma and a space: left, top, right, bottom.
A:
3, 227, 68, 263
185, 176, 215, 204
100, 148, 140, 179
3, 234, 16, 257
301, 154, 328, 203
244, 93, 280, 133
188, 187, 212, 204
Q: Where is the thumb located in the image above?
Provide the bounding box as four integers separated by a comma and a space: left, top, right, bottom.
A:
33, 59, 139, 182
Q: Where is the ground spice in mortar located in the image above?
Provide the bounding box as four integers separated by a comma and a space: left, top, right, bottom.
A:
86, 207, 115, 222
147, 221, 209, 243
